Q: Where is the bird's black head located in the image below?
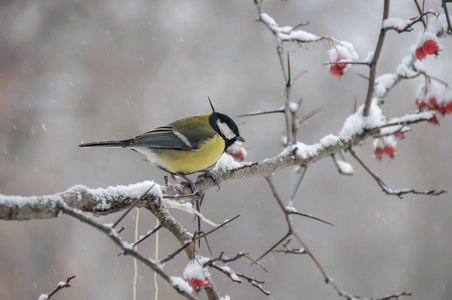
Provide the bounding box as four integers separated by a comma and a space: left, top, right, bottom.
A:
209, 112, 245, 150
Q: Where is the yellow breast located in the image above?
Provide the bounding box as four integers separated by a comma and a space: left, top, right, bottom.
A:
154, 134, 225, 174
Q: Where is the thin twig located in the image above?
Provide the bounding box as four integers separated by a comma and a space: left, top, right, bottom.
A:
414, 0, 428, 29
45, 275, 76, 299
348, 147, 446, 198
236, 273, 271, 296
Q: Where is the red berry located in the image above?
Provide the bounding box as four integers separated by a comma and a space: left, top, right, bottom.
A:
415, 47, 426, 60
383, 145, 395, 157
426, 97, 437, 109
186, 278, 205, 290
427, 114, 439, 125
437, 104, 447, 115
446, 101, 452, 113
374, 147, 384, 159
228, 149, 244, 161
422, 40, 438, 55
330, 64, 343, 76
393, 132, 405, 139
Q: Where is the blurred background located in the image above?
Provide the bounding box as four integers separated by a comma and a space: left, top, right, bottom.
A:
0, 0, 451, 299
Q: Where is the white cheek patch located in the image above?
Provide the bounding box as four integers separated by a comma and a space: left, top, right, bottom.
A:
217, 120, 236, 140
173, 130, 192, 148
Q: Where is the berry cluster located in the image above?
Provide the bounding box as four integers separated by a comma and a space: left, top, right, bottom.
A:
327, 41, 358, 77
415, 33, 440, 60
330, 56, 347, 76
415, 40, 439, 59
186, 277, 211, 290
183, 260, 211, 292
373, 136, 398, 159
227, 142, 247, 161
416, 80, 452, 125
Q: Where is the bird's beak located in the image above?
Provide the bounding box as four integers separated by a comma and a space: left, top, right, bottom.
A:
237, 136, 245, 142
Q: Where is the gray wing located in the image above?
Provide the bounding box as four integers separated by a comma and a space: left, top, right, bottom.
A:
126, 126, 206, 151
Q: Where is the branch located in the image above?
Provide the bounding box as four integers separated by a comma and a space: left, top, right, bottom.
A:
363, 0, 390, 117
443, 0, 452, 34
264, 176, 413, 300
58, 199, 197, 300
38, 275, 76, 300
0, 109, 441, 222
348, 147, 446, 199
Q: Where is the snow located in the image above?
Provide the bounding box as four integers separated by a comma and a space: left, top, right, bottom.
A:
183, 260, 210, 280
417, 80, 452, 105
428, 13, 449, 36
396, 60, 418, 78
57, 281, 68, 287
293, 142, 321, 159
339, 99, 384, 140
0, 181, 162, 216
37, 295, 48, 300
214, 153, 242, 171
170, 276, 193, 294
383, 135, 397, 147
388, 111, 435, 124
285, 206, 297, 213
280, 30, 319, 42
336, 160, 354, 175
380, 125, 407, 136
364, 51, 374, 63
220, 266, 241, 282
67, 181, 162, 211
382, 17, 411, 30
259, 12, 319, 42
289, 101, 299, 112
259, 13, 278, 29
416, 31, 439, 47
320, 134, 340, 148
327, 41, 359, 71
375, 73, 398, 98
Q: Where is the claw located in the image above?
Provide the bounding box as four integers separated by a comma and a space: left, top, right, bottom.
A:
198, 170, 221, 191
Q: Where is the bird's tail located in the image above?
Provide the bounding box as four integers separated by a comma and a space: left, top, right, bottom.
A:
79, 139, 135, 148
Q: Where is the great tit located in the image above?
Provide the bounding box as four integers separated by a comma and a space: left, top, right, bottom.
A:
79, 110, 244, 193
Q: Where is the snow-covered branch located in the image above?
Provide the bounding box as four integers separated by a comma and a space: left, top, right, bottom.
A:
0, 108, 439, 222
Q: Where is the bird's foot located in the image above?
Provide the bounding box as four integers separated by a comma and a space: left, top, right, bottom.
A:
197, 170, 221, 191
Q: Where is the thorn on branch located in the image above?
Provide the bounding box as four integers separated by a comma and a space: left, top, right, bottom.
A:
112, 184, 155, 228
254, 231, 292, 264
288, 210, 334, 226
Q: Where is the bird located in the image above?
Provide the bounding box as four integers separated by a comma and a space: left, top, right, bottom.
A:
79, 103, 244, 194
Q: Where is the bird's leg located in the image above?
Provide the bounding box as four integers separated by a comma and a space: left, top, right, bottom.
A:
197, 169, 221, 191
